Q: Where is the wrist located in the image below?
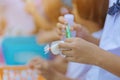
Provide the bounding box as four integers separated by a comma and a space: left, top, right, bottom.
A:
87, 35, 99, 46
93, 47, 106, 66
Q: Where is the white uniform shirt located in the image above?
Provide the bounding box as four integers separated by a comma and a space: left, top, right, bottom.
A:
67, 0, 120, 79
66, 31, 103, 80
97, 0, 120, 80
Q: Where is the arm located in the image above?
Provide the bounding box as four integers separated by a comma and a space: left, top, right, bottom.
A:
95, 48, 120, 77
85, 33, 100, 46
59, 38, 120, 77
50, 56, 68, 74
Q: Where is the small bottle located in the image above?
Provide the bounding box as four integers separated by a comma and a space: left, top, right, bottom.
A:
64, 14, 76, 37
64, 14, 74, 27
44, 14, 75, 56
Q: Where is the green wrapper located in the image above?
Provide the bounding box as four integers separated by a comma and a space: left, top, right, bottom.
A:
66, 24, 71, 38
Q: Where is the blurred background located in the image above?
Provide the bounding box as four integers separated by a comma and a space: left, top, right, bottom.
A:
0, 0, 108, 65
0, 0, 109, 79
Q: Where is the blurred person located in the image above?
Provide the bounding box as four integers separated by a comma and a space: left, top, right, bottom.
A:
62, 1, 108, 79
29, 0, 110, 80
0, 0, 50, 65
66, 1, 109, 79
25, 1, 72, 80
2, 0, 35, 36
58, 0, 120, 80
34, 0, 118, 78
26, 0, 109, 43
29, 20, 99, 80
25, 0, 66, 43
25, 1, 69, 79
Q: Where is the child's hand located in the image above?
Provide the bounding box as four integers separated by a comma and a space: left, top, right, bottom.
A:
28, 57, 49, 74
28, 57, 70, 80
58, 16, 90, 39
59, 38, 100, 65
58, 16, 99, 45
37, 26, 64, 43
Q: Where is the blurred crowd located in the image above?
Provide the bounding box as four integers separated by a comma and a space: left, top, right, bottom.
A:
0, 0, 108, 37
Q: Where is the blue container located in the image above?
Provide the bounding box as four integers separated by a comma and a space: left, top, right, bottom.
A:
2, 36, 49, 65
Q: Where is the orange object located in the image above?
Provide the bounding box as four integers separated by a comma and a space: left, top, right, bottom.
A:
0, 66, 46, 80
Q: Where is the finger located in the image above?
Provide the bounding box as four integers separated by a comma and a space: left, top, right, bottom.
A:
59, 43, 72, 49
34, 64, 42, 70
30, 57, 41, 62
32, 59, 42, 64
28, 57, 40, 67
66, 57, 75, 62
35, 63, 48, 71
64, 38, 74, 43
58, 16, 68, 24
54, 34, 63, 40
56, 28, 63, 35
62, 50, 73, 57
29, 57, 44, 67
57, 23, 66, 30
29, 62, 42, 69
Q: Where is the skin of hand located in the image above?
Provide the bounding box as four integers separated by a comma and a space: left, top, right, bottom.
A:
37, 26, 64, 43
50, 56, 68, 74
59, 38, 120, 77
28, 57, 71, 80
59, 38, 101, 65
58, 16, 99, 45
41, 66, 70, 80
25, 1, 65, 43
